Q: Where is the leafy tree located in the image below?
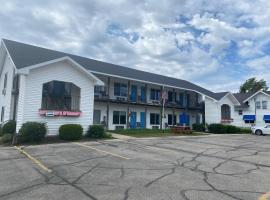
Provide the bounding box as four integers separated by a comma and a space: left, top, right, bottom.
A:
239, 78, 268, 93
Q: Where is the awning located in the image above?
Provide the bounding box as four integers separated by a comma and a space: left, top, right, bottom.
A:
263, 115, 270, 121
243, 115, 256, 121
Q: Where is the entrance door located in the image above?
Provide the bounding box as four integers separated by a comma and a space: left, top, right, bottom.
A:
93, 110, 101, 124
140, 112, 145, 128
131, 85, 137, 102
130, 112, 137, 129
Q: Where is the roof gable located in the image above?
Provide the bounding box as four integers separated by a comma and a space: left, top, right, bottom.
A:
17, 56, 104, 86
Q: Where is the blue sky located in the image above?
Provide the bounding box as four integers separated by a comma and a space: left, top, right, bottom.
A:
0, 0, 270, 92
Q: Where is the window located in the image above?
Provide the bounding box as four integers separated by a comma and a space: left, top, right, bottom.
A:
255, 101, 261, 109
3, 73, 8, 89
41, 81, 81, 111
262, 101, 267, 109
168, 114, 176, 125
238, 110, 243, 115
114, 83, 127, 97
94, 86, 105, 95
221, 104, 231, 119
1, 107, 4, 122
150, 89, 160, 101
150, 113, 160, 125
245, 120, 255, 124
179, 93, 184, 106
168, 91, 176, 102
113, 111, 126, 124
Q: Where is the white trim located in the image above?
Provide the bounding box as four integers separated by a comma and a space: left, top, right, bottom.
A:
0, 44, 7, 77
219, 92, 241, 105
17, 56, 104, 86
243, 90, 270, 102
89, 70, 218, 101
1, 39, 17, 72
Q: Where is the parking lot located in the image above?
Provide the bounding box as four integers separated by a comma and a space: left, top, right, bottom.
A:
0, 134, 270, 200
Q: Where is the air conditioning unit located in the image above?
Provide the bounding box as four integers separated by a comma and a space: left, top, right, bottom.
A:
115, 126, 124, 130
151, 100, 160, 104
2, 88, 6, 96
116, 97, 126, 101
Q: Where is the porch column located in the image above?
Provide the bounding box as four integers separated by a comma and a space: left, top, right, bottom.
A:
144, 83, 147, 128
160, 85, 163, 130
126, 80, 131, 129
172, 88, 175, 126
184, 90, 188, 112
106, 77, 110, 130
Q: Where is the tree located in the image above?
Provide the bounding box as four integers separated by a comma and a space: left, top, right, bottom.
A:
239, 77, 268, 93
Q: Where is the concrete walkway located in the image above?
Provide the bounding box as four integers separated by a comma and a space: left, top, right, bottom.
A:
109, 133, 134, 140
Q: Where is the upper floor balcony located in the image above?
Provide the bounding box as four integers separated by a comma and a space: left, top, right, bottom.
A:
94, 80, 203, 110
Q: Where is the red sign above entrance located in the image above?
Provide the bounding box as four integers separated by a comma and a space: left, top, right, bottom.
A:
39, 110, 81, 117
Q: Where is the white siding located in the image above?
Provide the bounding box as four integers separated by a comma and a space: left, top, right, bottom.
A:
95, 102, 200, 130
205, 92, 270, 127
0, 53, 16, 122
17, 60, 96, 135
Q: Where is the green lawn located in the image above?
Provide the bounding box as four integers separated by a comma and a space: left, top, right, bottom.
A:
108, 129, 207, 138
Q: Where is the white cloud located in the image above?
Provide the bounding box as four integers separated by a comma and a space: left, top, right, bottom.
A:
1, 0, 270, 92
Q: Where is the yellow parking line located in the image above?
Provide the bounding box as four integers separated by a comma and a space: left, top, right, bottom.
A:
14, 146, 52, 173
73, 142, 130, 160
259, 192, 270, 200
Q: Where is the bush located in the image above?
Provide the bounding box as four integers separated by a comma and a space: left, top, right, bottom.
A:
19, 122, 47, 143
239, 127, 252, 133
207, 123, 227, 134
1, 133, 13, 144
0, 124, 2, 136
207, 123, 249, 134
2, 120, 16, 134
59, 124, 83, 141
225, 125, 241, 133
86, 125, 106, 138
192, 123, 205, 132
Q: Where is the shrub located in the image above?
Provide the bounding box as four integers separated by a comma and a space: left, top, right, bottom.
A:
1, 133, 13, 144
207, 123, 227, 134
225, 125, 241, 133
2, 120, 16, 134
19, 122, 47, 143
0, 124, 2, 136
86, 125, 106, 138
192, 123, 205, 132
239, 127, 252, 133
59, 124, 83, 141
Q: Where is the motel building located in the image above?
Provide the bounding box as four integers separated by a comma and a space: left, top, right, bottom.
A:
1, 39, 270, 135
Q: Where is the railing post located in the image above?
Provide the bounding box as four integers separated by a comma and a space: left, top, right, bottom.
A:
126, 80, 130, 129
106, 77, 110, 130
144, 83, 147, 128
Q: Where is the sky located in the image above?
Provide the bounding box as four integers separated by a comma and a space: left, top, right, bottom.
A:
0, 0, 270, 92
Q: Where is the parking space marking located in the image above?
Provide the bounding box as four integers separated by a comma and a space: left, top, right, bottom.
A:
73, 142, 130, 160
14, 146, 52, 173
259, 191, 270, 200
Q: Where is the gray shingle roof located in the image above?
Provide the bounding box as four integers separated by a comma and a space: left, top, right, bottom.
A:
3, 39, 219, 99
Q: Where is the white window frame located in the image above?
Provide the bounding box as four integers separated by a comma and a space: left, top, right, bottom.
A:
262, 101, 267, 110
255, 101, 261, 109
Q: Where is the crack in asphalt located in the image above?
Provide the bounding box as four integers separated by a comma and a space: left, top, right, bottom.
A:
1, 135, 270, 200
